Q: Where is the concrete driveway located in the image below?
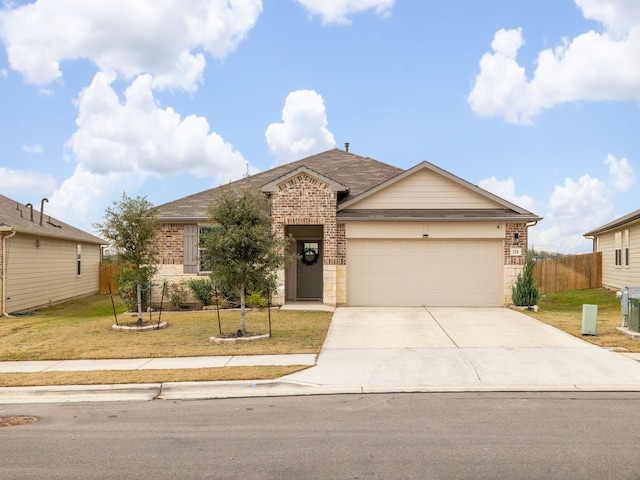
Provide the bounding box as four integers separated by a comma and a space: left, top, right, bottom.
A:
284, 307, 640, 390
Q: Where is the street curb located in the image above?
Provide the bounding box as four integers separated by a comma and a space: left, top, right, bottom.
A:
4, 381, 640, 404
0, 383, 161, 404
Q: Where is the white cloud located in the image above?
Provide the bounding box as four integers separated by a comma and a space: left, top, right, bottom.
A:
478, 176, 541, 214
482, 153, 636, 254
47, 168, 133, 234
0, 167, 56, 195
468, 0, 640, 123
66, 72, 248, 180
604, 154, 635, 191
21, 144, 43, 154
265, 89, 336, 165
533, 174, 613, 253
45, 71, 250, 231
576, 0, 640, 36
295, 0, 393, 25
0, 0, 262, 91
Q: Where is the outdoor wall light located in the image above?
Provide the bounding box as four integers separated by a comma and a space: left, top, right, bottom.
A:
514, 233, 520, 243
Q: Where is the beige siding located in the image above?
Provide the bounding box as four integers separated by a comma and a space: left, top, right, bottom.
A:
597, 222, 640, 289
347, 239, 504, 307
5, 234, 100, 313
348, 169, 499, 210
346, 221, 505, 239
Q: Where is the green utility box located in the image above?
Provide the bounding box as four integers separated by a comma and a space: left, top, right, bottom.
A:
628, 298, 640, 332
581, 304, 598, 335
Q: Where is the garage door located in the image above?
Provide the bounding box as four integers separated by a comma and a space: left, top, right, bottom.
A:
347, 239, 503, 307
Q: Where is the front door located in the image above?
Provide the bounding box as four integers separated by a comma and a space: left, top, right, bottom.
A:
297, 240, 323, 299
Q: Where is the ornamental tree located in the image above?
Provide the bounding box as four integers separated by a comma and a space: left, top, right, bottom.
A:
200, 187, 288, 335
512, 251, 541, 307
95, 193, 159, 323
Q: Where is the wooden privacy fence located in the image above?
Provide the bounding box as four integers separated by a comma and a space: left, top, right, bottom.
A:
99, 262, 127, 294
532, 252, 602, 294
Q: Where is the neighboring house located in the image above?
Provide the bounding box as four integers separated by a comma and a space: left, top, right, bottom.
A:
584, 208, 640, 290
154, 148, 542, 307
0, 194, 106, 315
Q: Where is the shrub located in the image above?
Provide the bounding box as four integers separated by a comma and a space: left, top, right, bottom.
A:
187, 278, 214, 307
168, 280, 189, 310
246, 291, 269, 309
512, 252, 541, 307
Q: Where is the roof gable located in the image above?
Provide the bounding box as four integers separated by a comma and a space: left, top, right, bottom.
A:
0, 194, 105, 244
261, 166, 349, 193
338, 161, 535, 214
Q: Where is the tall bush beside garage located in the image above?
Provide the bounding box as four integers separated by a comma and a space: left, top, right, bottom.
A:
512, 252, 541, 307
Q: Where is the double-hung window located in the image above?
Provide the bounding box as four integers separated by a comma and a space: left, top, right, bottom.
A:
623, 229, 630, 268
198, 226, 214, 273
76, 244, 82, 276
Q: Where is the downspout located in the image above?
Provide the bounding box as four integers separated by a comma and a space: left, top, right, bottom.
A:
526, 220, 539, 253
2, 226, 17, 317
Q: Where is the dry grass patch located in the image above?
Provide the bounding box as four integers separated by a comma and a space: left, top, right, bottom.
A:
522, 288, 640, 352
0, 294, 333, 361
0, 365, 308, 387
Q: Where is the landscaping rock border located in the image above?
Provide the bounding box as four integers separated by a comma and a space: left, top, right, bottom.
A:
112, 322, 168, 332
209, 333, 270, 344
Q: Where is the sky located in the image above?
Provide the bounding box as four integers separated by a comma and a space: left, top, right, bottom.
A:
0, 0, 639, 254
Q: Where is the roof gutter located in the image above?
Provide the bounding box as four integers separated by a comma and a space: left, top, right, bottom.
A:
338, 216, 543, 223
2, 225, 17, 317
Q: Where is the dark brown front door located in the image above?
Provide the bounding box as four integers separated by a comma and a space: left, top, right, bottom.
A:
297, 240, 323, 298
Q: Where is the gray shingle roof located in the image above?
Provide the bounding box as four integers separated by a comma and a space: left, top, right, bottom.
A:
155, 148, 541, 223
0, 194, 106, 244
338, 208, 541, 222
155, 148, 403, 220
584, 208, 640, 237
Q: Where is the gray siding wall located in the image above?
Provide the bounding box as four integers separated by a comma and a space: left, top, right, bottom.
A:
598, 222, 640, 289
5, 234, 101, 313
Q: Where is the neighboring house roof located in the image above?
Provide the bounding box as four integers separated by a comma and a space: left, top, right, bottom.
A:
155, 149, 402, 220
155, 148, 541, 223
0, 194, 106, 244
584, 208, 640, 237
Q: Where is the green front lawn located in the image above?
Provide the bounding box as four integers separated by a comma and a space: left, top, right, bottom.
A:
524, 287, 638, 352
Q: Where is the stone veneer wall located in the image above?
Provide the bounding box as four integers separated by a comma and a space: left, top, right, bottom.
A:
270, 172, 345, 306
503, 222, 529, 304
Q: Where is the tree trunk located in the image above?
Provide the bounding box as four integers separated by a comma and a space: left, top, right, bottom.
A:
239, 282, 246, 335
136, 270, 143, 325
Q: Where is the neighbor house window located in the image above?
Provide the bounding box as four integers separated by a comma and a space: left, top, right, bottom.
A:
76, 244, 82, 276
614, 231, 623, 267
624, 229, 630, 267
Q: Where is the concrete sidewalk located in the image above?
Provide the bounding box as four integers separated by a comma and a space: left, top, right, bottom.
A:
0, 354, 316, 373
3, 307, 640, 403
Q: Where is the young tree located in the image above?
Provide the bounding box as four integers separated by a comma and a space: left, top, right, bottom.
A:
512, 251, 541, 307
200, 187, 287, 335
95, 193, 159, 324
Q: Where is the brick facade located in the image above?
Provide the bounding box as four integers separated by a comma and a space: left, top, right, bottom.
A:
155, 223, 185, 265
504, 222, 528, 266
0, 234, 4, 313
503, 222, 529, 303
270, 172, 346, 305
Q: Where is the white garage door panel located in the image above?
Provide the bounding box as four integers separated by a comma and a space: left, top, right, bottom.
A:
347, 239, 503, 307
